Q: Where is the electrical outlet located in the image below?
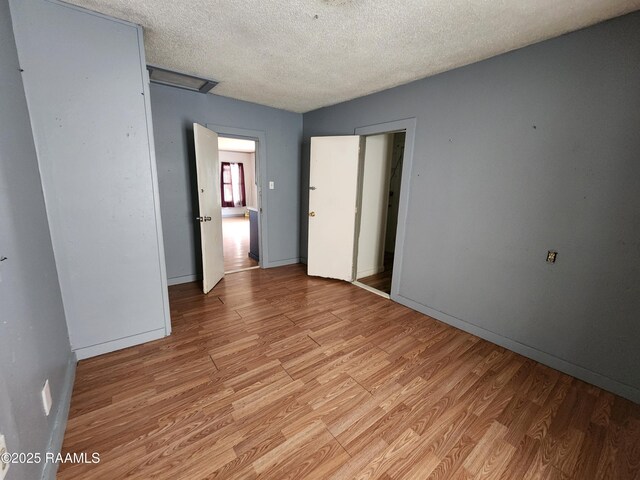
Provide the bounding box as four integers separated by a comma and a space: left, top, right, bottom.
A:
0, 434, 9, 480
546, 251, 558, 263
42, 380, 52, 416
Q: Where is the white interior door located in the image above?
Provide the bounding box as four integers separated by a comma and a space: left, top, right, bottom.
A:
194, 123, 224, 293
308, 136, 362, 281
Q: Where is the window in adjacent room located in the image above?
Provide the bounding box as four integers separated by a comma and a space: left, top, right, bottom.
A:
221, 162, 246, 207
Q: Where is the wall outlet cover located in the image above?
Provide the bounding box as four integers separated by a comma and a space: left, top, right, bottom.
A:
0, 434, 9, 480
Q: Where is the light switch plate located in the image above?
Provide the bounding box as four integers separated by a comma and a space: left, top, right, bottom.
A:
42, 380, 52, 416
269, 181, 275, 190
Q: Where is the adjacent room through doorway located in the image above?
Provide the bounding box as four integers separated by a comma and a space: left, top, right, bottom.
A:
218, 136, 260, 273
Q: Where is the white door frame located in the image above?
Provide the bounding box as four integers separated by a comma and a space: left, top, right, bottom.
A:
206, 124, 267, 268
354, 118, 416, 300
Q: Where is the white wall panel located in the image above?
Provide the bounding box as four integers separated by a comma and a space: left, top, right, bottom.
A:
10, 0, 170, 357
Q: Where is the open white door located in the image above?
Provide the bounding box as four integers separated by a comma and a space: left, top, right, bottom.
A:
194, 123, 224, 294
308, 136, 362, 281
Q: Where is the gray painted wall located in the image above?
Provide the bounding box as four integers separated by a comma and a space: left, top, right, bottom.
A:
0, 1, 74, 478
11, 0, 171, 359
150, 84, 303, 281
302, 12, 640, 401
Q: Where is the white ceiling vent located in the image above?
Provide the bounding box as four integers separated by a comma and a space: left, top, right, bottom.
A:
147, 65, 218, 94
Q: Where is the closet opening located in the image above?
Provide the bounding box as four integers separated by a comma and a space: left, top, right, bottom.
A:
307, 119, 414, 297
353, 131, 405, 296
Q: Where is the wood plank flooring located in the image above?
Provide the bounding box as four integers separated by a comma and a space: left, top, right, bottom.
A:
223, 216, 258, 272
58, 265, 640, 479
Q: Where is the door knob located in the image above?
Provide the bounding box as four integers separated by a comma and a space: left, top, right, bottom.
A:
196, 216, 212, 222
309, 211, 316, 217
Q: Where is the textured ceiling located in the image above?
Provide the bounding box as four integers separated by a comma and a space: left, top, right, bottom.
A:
66, 0, 640, 112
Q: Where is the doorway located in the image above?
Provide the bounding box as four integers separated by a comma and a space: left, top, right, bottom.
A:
306, 117, 415, 298
354, 132, 405, 296
218, 136, 260, 273
193, 123, 266, 294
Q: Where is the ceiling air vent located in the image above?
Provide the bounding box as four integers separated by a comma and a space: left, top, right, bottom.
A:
147, 65, 218, 94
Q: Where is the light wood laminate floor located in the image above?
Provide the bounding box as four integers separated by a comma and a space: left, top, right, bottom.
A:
58, 265, 640, 479
223, 215, 258, 272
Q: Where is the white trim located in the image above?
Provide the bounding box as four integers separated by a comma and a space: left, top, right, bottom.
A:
395, 293, 640, 404
354, 118, 417, 302
167, 274, 200, 286
356, 266, 385, 278
136, 24, 172, 337
206, 124, 268, 268
73, 328, 166, 360
265, 258, 300, 268
225, 266, 260, 274
352, 281, 391, 299
221, 212, 247, 218
46, 0, 142, 28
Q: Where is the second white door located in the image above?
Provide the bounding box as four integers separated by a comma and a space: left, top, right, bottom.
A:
193, 123, 224, 293
307, 135, 362, 281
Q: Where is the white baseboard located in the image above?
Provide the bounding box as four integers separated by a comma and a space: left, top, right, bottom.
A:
356, 265, 385, 278
353, 281, 390, 299
225, 266, 260, 274
265, 258, 300, 268
42, 352, 76, 480
167, 260, 301, 283
394, 293, 640, 404
167, 274, 200, 286
73, 328, 167, 360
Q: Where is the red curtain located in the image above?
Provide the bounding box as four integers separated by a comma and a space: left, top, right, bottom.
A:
237, 163, 246, 207
220, 162, 233, 207
220, 162, 246, 207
